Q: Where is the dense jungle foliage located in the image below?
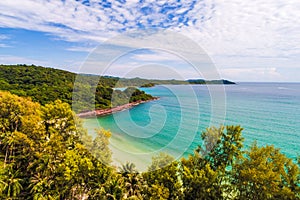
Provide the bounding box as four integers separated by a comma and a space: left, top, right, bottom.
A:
0, 91, 299, 199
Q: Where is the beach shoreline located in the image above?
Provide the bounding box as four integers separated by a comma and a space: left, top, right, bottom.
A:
77, 97, 159, 118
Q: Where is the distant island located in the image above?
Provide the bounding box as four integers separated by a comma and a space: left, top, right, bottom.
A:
140, 79, 236, 88
187, 79, 235, 84
115, 77, 235, 87
0, 64, 235, 114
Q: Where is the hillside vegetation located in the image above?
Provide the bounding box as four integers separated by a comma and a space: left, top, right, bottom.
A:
0, 64, 154, 112
0, 64, 234, 113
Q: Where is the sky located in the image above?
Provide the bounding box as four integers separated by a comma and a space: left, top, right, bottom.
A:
0, 0, 299, 82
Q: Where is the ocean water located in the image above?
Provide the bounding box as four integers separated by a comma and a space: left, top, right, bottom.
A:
83, 83, 300, 169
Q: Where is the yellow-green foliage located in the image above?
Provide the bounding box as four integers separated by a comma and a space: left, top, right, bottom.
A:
0, 91, 299, 200
233, 142, 300, 199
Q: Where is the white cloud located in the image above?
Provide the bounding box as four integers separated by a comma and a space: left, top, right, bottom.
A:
0, 44, 11, 48
0, 0, 299, 81
0, 34, 11, 48
66, 46, 96, 52
182, 0, 300, 58
0, 0, 112, 43
131, 51, 184, 62
0, 0, 209, 43
0, 0, 299, 58
0, 34, 9, 40
220, 67, 283, 82
0, 54, 49, 66
103, 62, 200, 80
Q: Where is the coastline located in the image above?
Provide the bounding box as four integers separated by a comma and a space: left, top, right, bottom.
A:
77, 97, 159, 118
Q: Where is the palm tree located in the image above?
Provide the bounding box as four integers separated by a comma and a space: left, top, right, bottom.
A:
29, 173, 56, 200
119, 162, 143, 199
1, 167, 23, 199
1, 131, 15, 165
119, 162, 137, 174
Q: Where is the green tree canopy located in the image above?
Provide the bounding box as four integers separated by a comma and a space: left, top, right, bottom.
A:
0, 91, 299, 199
233, 142, 300, 200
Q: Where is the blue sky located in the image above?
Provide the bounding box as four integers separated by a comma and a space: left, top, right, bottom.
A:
0, 0, 299, 81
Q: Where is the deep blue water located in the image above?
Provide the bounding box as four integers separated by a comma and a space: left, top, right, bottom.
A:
84, 83, 300, 165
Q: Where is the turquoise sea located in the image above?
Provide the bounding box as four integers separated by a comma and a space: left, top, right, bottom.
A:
83, 83, 300, 169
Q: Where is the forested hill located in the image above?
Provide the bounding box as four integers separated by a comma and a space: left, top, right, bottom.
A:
0, 64, 235, 112
0, 64, 153, 112
0, 64, 75, 105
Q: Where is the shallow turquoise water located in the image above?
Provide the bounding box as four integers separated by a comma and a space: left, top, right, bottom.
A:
84, 83, 300, 164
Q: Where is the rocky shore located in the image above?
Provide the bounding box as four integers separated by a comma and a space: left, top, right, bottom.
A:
77, 98, 158, 118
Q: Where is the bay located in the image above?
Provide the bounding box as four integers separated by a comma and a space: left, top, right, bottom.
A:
83, 83, 300, 170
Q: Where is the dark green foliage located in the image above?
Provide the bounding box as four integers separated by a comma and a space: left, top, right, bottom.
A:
114, 77, 188, 87
140, 83, 155, 88
0, 64, 75, 105
187, 79, 235, 84
0, 65, 155, 113
123, 87, 153, 103
187, 79, 206, 84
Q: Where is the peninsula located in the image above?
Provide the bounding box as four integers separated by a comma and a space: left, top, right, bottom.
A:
0, 64, 235, 114
77, 98, 158, 118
